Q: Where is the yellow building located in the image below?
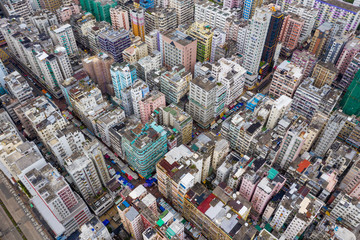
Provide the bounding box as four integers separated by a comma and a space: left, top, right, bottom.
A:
130, 8, 146, 41
186, 22, 214, 62
122, 39, 148, 64
311, 61, 338, 88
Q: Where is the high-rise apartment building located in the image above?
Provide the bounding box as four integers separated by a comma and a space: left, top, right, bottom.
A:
187, 76, 217, 128
130, 7, 145, 41
156, 145, 201, 212
169, 0, 194, 25
24, 164, 92, 237
269, 60, 303, 98
145, 30, 160, 54
139, 90, 166, 123
279, 13, 304, 53
338, 53, 360, 91
243, 7, 272, 84
251, 168, 286, 216
275, 117, 308, 168
110, 62, 137, 99
331, 194, 360, 229
134, 51, 162, 84
308, 22, 333, 57
291, 78, 341, 119
286, 3, 318, 43
83, 53, 114, 95
48, 125, 86, 165
160, 29, 197, 74
122, 121, 168, 177
195, 0, 239, 31
122, 40, 149, 64
65, 153, 103, 200
4, 71, 34, 103
324, 35, 348, 65
157, 104, 193, 144
57, 3, 81, 23
160, 65, 191, 105
50, 24, 78, 56
291, 50, 317, 77
186, 21, 214, 62
183, 183, 256, 239
95, 108, 125, 146
243, 0, 263, 20
83, 139, 111, 186
40, 0, 62, 11
98, 29, 131, 63
341, 69, 360, 116
144, 8, 177, 34
212, 58, 246, 105
335, 38, 360, 75
262, 10, 284, 64
314, 110, 347, 157
210, 29, 226, 63
311, 61, 338, 88
266, 95, 292, 129
313, 0, 360, 33
110, 6, 130, 30
0, 0, 33, 23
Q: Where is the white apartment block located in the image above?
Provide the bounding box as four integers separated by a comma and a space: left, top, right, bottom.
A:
48, 125, 86, 165
31, 10, 58, 34
212, 58, 246, 105
266, 95, 292, 129
4, 71, 34, 103
79, 217, 112, 240
22, 96, 68, 145
169, 0, 194, 25
135, 50, 162, 83
95, 108, 125, 147
237, 22, 249, 55
210, 29, 226, 63
314, 111, 347, 157
195, 0, 239, 31
187, 76, 217, 128
50, 23, 78, 56
145, 30, 160, 54
110, 6, 130, 31
286, 3, 318, 42
330, 194, 360, 229
275, 117, 307, 169
65, 153, 103, 200
84, 139, 111, 186
24, 164, 92, 237
129, 80, 149, 118
69, 84, 110, 134
243, 7, 272, 84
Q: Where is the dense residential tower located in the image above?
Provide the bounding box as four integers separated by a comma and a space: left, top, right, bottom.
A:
186, 21, 214, 62
122, 121, 168, 177
160, 29, 197, 74
262, 10, 284, 65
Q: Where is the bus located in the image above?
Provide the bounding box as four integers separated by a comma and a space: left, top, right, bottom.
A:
45, 93, 52, 99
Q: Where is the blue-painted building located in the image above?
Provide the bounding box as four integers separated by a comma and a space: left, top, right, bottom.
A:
122, 122, 168, 177
246, 93, 265, 111
110, 62, 137, 99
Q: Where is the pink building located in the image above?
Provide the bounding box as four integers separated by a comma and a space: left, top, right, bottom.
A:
239, 171, 263, 201
223, 0, 241, 9
160, 29, 197, 74
57, 3, 80, 23
139, 91, 166, 123
336, 38, 360, 74
110, 6, 130, 30
251, 169, 286, 217
279, 13, 304, 51
291, 50, 317, 77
